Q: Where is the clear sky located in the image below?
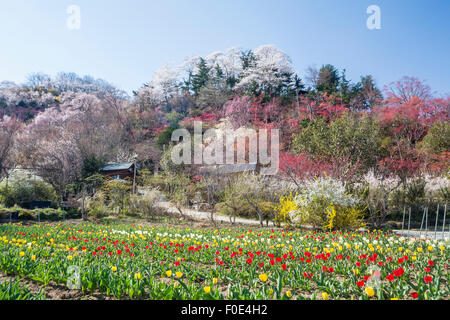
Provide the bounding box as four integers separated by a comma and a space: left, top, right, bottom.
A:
0, 0, 449, 95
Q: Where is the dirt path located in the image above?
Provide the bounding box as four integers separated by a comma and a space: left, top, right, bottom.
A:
392, 229, 450, 240
156, 201, 274, 227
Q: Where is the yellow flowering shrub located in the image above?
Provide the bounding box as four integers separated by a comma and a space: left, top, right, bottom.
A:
273, 193, 297, 225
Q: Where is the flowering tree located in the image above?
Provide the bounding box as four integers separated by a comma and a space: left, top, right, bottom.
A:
236, 45, 296, 96
223, 96, 252, 128
0, 116, 22, 177
374, 79, 449, 181
384, 76, 433, 104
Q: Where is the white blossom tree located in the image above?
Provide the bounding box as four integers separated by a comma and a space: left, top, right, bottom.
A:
236, 44, 296, 95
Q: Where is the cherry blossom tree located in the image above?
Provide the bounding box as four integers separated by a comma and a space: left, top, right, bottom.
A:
0, 116, 22, 177
223, 96, 252, 129
236, 44, 296, 96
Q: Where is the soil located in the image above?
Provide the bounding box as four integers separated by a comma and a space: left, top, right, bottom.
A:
0, 271, 114, 300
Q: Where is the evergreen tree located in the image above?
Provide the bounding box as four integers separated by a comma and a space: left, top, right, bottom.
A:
316, 64, 340, 94
351, 75, 383, 110
191, 58, 211, 95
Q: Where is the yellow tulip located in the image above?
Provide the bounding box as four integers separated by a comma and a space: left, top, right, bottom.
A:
365, 287, 375, 297
259, 274, 268, 282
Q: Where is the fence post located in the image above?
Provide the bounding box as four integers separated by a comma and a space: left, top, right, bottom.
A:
407, 207, 411, 237
419, 207, 426, 239
401, 206, 406, 231
443, 204, 447, 238
434, 204, 439, 240
425, 207, 428, 238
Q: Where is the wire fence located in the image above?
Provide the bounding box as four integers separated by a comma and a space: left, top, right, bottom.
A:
397, 204, 449, 240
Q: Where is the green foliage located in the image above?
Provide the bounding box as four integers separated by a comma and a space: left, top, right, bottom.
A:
87, 191, 109, 218
316, 64, 340, 94
419, 121, 450, 154
103, 180, 132, 216
191, 58, 211, 95
0, 280, 46, 300
0, 177, 57, 208
159, 144, 187, 176
156, 125, 179, 149
0, 206, 79, 221
293, 113, 385, 175
82, 155, 106, 178
292, 117, 330, 157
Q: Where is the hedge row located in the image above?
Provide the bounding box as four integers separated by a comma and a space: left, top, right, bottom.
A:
0, 207, 81, 221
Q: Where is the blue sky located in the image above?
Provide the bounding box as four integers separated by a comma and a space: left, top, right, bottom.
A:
0, 0, 449, 95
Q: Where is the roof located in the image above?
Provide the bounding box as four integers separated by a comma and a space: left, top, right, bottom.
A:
102, 162, 134, 171
199, 163, 257, 175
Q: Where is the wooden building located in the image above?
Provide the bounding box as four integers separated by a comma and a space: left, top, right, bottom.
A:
101, 162, 138, 180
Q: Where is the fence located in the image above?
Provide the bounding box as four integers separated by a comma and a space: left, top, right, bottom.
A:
399, 204, 449, 240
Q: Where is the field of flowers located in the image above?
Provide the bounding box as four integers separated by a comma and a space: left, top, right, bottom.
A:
0, 222, 449, 300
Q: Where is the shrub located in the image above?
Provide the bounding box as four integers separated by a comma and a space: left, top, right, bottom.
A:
0, 176, 57, 208
289, 177, 365, 231
87, 191, 109, 218
273, 193, 298, 225
419, 121, 450, 154
128, 189, 167, 220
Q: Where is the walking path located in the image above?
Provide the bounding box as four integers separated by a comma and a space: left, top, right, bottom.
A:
392, 229, 449, 240
156, 201, 265, 226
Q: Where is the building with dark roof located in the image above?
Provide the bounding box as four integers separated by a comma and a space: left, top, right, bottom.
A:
101, 162, 138, 180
